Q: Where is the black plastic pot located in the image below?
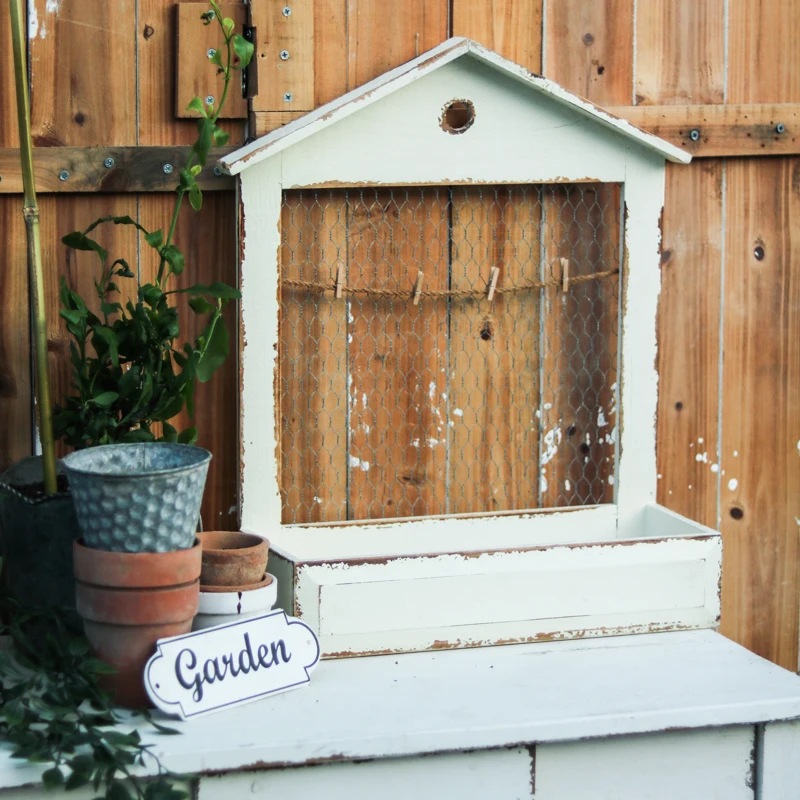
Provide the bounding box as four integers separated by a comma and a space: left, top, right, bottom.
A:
0, 457, 79, 617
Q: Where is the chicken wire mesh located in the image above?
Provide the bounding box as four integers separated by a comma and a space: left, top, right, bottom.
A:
279, 184, 622, 524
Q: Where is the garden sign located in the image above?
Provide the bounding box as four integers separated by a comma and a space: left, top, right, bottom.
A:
144, 610, 321, 718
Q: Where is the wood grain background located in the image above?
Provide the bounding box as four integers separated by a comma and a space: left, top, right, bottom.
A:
0, 0, 797, 670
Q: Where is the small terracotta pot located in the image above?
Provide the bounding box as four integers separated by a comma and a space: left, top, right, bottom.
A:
198, 531, 269, 587
73, 539, 201, 708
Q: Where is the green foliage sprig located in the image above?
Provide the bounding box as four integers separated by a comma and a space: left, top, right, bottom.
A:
53, 3, 253, 449
0, 602, 188, 799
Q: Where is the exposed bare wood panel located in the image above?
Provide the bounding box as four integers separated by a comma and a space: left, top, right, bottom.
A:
251, 111, 307, 137
139, 0, 243, 530
728, 0, 800, 105
0, 147, 236, 193
176, 2, 248, 119
656, 161, 722, 528
280, 191, 348, 523
347, 189, 449, 520
0, 8, 30, 469
38, 195, 139, 459
138, 194, 240, 531
610, 104, 800, 157
0, 9, 18, 149
635, 0, 725, 531
539, 185, 619, 508
314, 0, 348, 103
24, 0, 140, 463
719, 158, 800, 671
250, 0, 315, 112
634, 0, 725, 107
452, 0, 543, 73
720, 0, 800, 671
543, 0, 634, 104
0, 197, 31, 469
138, 0, 245, 146
346, 0, 449, 90
29, 0, 136, 146
449, 187, 541, 514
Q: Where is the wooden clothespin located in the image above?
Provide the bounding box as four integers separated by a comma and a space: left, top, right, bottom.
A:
487, 267, 500, 301
335, 263, 345, 299
413, 271, 424, 306
560, 258, 570, 293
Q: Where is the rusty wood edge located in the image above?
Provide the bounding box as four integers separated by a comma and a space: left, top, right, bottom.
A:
321, 620, 705, 659
0, 146, 237, 193
609, 103, 800, 157
289, 532, 720, 569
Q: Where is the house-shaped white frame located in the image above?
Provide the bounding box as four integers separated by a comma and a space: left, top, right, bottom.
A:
221, 37, 720, 658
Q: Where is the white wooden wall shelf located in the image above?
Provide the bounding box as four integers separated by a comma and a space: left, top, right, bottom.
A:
222, 37, 721, 659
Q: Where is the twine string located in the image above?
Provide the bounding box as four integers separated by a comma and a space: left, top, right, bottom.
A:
281, 268, 620, 299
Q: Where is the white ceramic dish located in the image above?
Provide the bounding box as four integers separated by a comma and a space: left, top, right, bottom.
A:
193, 573, 278, 630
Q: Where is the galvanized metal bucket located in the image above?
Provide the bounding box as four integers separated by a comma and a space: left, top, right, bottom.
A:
62, 443, 212, 553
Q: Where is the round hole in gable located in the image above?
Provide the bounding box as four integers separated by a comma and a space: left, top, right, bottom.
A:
441, 99, 475, 135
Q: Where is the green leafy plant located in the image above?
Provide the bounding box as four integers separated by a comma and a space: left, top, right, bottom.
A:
53, 3, 252, 449
0, 601, 188, 799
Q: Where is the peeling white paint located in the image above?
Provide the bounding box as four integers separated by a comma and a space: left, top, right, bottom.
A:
710, 464, 719, 474
608, 476, 615, 486
695, 452, 708, 463
565, 479, 571, 492
314, 496, 323, 505
27, 0, 39, 38
657, 474, 662, 480
728, 478, 738, 491
541, 426, 563, 466
698, 437, 704, 444
349, 456, 370, 472
598, 409, 608, 428
544, 402, 553, 410
453, 408, 464, 417
539, 475, 548, 493
428, 382, 437, 399
733, 450, 738, 457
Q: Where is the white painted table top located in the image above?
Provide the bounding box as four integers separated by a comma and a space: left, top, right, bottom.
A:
2, 630, 800, 789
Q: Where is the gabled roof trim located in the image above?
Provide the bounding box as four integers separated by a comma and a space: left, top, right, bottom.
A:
221, 37, 691, 175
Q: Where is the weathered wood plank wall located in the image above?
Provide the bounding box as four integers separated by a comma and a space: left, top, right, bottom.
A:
0, 0, 798, 670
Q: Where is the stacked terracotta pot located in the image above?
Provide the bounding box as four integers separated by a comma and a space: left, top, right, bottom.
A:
64, 443, 211, 709
194, 532, 275, 630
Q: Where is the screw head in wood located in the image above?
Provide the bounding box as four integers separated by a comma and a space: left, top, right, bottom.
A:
689, 129, 700, 141
59, 170, 69, 181
206, 95, 215, 106
280, 49, 290, 60
163, 164, 174, 175
207, 48, 217, 59
776, 122, 786, 134
213, 166, 222, 176
282, 6, 292, 16
284, 92, 293, 103
104, 157, 115, 169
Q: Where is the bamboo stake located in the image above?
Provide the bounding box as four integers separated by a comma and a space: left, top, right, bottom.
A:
10, 0, 58, 494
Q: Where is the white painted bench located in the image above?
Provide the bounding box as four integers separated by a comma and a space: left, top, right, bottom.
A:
2, 630, 799, 798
